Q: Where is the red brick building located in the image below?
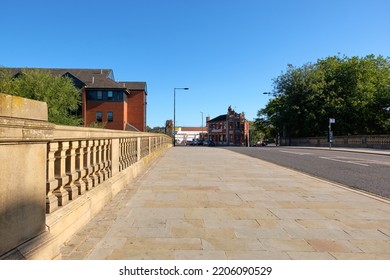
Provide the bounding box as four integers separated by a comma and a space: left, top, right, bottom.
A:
5, 68, 147, 131
207, 106, 249, 146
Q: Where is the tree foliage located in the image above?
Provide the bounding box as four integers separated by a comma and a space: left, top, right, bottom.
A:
0, 68, 82, 126
256, 54, 390, 137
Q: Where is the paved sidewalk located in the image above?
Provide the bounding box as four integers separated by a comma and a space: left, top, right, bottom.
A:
61, 147, 390, 260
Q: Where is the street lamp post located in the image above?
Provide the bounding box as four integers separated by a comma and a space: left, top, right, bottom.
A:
173, 87, 189, 146
200, 111, 203, 139
263, 92, 280, 146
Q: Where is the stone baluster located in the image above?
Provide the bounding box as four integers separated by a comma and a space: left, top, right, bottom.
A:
105, 139, 112, 178
99, 139, 108, 181
123, 138, 128, 169
46, 142, 59, 213
83, 140, 94, 190
65, 141, 79, 200
75, 140, 87, 195
127, 138, 132, 166
137, 136, 141, 161
93, 139, 102, 184
53, 141, 70, 206
123, 138, 127, 170
89, 140, 98, 186
131, 138, 137, 165
125, 138, 130, 168
118, 139, 123, 171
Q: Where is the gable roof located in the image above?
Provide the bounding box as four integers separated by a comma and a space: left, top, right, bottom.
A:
208, 114, 227, 123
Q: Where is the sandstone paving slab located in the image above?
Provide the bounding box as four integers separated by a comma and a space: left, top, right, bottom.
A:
201, 238, 264, 251
349, 240, 390, 254
286, 251, 336, 260
171, 227, 237, 239
268, 208, 327, 220
109, 249, 176, 260
330, 253, 390, 260
60, 147, 390, 260
306, 239, 362, 253
174, 250, 227, 260
343, 229, 390, 240
203, 219, 259, 228
165, 218, 204, 228
259, 239, 315, 252
226, 250, 291, 260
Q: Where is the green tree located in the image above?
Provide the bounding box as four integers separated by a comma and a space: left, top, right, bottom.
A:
0, 68, 82, 125
257, 54, 390, 138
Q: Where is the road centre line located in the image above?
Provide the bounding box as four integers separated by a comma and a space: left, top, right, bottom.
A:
319, 156, 369, 166
279, 150, 313, 155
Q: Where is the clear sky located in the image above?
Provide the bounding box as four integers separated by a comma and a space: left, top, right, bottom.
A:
1, 0, 389, 128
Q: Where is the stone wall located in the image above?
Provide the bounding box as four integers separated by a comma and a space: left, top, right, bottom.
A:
0, 93, 172, 259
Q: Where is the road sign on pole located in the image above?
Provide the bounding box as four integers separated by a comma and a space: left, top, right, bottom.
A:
328, 118, 335, 149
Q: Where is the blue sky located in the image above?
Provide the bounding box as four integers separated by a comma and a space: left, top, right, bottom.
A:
1, 0, 389, 128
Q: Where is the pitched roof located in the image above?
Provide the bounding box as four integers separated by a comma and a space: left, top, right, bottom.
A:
120, 81, 147, 91
208, 114, 227, 123
2, 67, 128, 89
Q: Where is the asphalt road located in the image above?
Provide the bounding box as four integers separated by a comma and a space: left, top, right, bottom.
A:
224, 146, 390, 199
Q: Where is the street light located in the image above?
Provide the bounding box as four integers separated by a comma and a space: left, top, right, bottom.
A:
262, 91, 280, 146
200, 111, 203, 139
173, 87, 189, 146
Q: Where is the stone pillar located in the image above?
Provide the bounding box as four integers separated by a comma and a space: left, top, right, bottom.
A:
0, 93, 54, 256
46, 142, 59, 213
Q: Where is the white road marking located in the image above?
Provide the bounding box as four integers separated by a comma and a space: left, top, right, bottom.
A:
319, 156, 369, 166
279, 150, 313, 156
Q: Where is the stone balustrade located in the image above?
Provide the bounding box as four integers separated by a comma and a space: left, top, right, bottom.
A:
45, 130, 171, 214
0, 93, 172, 259
284, 134, 390, 149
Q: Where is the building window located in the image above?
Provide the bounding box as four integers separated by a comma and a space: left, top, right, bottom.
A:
97, 91, 103, 100
96, 111, 102, 122
107, 111, 113, 122
107, 91, 113, 99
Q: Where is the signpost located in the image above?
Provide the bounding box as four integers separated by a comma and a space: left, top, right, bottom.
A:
328, 118, 335, 149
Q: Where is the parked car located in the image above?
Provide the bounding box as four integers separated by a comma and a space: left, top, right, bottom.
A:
196, 139, 204, 146
202, 140, 215, 146
186, 140, 193, 146
256, 139, 269, 147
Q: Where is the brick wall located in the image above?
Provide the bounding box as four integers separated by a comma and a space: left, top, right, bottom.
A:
85, 101, 126, 130
127, 90, 146, 132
